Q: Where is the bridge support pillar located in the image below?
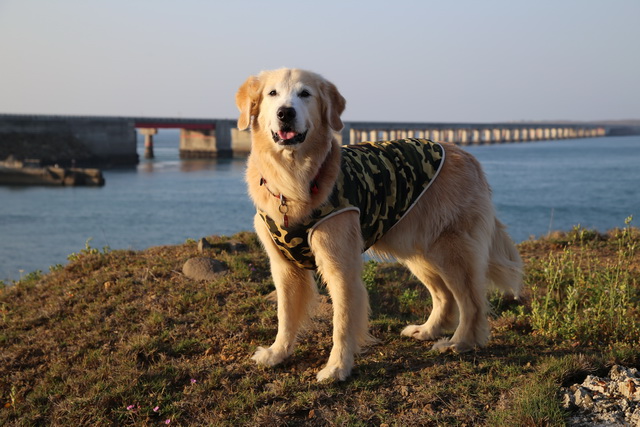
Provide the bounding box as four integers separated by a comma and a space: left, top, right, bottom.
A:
139, 128, 158, 159
179, 129, 216, 158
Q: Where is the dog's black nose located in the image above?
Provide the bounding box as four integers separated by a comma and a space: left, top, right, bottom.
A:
277, 107, 296, 122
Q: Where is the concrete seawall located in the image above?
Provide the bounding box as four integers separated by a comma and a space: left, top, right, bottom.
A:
0, 114, 137, 167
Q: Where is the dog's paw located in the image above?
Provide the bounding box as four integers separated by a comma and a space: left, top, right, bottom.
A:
251, 346, 287, 367
316, 364, 351, 382
431, 338, 474, 353
401, 324, 439, 341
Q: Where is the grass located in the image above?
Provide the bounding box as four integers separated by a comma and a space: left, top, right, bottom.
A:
1, 223, 639, 426
527, 220, 639, 347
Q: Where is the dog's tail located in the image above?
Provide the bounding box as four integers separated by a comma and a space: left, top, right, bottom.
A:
488, 219, 523, 297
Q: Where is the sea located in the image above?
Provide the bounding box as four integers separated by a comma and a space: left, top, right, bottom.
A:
1, 132, 639, 283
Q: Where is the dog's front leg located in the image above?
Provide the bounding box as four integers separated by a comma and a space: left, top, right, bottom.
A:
311, 212, 373, 382
252, 216, 318, 367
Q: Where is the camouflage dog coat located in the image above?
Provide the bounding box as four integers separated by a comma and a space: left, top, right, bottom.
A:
258, 138, 445, 269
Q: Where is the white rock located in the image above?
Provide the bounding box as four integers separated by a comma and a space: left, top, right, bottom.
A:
583, 374, 609, 394
610, 365, 639, 381
562, 390, 576, 408
617, 378, 640, 401
574, 386, 594, 408
564, 366, 640, 426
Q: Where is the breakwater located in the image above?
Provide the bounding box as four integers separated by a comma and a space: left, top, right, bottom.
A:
0, 158, 104, 186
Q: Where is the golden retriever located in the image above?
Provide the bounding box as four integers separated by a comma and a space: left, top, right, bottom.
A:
236, 68, 523, 382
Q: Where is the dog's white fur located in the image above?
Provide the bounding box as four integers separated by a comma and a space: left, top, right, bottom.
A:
236, 68, 523, 382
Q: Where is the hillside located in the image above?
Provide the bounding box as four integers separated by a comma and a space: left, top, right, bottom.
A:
1, 224, 639, 426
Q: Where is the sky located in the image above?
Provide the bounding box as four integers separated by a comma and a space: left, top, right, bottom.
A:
0, 0, 638, 123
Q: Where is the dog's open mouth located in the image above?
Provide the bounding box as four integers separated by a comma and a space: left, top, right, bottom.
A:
272, 130, 308, 146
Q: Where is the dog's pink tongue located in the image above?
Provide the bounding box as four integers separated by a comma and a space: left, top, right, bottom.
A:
278, 130, 296, 140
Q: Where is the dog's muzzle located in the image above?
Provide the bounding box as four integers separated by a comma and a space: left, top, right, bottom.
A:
272, 106, 306, 145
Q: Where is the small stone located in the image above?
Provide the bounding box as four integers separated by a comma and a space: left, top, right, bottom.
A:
619, 378, 640, 400
583, 375, 609, 394
610, 365, 636, 381
618, 398, 630, 411
574, 387, 594, 408
197, 238, 212, 253
182, 257, 228, 281
610, 365, 625, 381
561, 390, 576, 408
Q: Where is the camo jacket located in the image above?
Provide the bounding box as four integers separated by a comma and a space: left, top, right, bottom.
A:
258, 138, 445, 270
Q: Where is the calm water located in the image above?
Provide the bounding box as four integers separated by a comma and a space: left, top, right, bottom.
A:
1, 133, 639, 282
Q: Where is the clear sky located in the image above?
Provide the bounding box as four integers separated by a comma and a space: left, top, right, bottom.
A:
0, 0, 638, 123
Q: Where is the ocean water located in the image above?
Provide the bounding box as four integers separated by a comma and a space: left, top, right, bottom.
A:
1, 133, 638, 282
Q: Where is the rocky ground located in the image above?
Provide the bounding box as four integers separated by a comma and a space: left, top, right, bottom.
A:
562, 365, 640, 426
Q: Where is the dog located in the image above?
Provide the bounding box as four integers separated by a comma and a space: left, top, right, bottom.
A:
236, 68, 523, 382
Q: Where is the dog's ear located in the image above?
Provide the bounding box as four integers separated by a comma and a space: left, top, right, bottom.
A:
320, 80, 346, 132
236, 75, 262, 130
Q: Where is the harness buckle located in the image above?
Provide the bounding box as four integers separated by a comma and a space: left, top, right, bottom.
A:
278, 195, 288, 214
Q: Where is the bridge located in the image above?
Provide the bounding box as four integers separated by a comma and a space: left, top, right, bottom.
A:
341, 121, 607, 145
0, 113, 619, 166
131, 117, 231, 159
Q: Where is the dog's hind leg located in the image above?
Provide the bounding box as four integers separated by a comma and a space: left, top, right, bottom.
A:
310, 211, 375, 382
429, 235, 491, 353
400, 257, 459, 341
252, 215, 318, 367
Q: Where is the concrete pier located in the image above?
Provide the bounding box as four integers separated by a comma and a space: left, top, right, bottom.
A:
138, 128, 157, 159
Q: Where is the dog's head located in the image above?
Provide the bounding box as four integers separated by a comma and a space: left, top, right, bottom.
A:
236, 69, 346, 150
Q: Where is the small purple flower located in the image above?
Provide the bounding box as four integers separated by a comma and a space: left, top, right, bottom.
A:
165, 419, 171, 424
190, 378, 197, 384
127, 405, 135, 411
153, 406, 160, 412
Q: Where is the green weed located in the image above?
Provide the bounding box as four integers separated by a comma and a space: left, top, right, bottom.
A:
398, 288, 420, 313
362, 259, 378, 292
67, 238, 110, 262
529, 219, 640, 346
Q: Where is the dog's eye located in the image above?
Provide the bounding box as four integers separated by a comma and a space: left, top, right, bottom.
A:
268, 90, 277, 97
299, 90, 311, 98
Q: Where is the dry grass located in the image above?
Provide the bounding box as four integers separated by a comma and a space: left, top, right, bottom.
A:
1, 226, 639, 426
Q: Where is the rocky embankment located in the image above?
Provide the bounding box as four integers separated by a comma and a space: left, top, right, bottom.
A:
562, 365, 640, 426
